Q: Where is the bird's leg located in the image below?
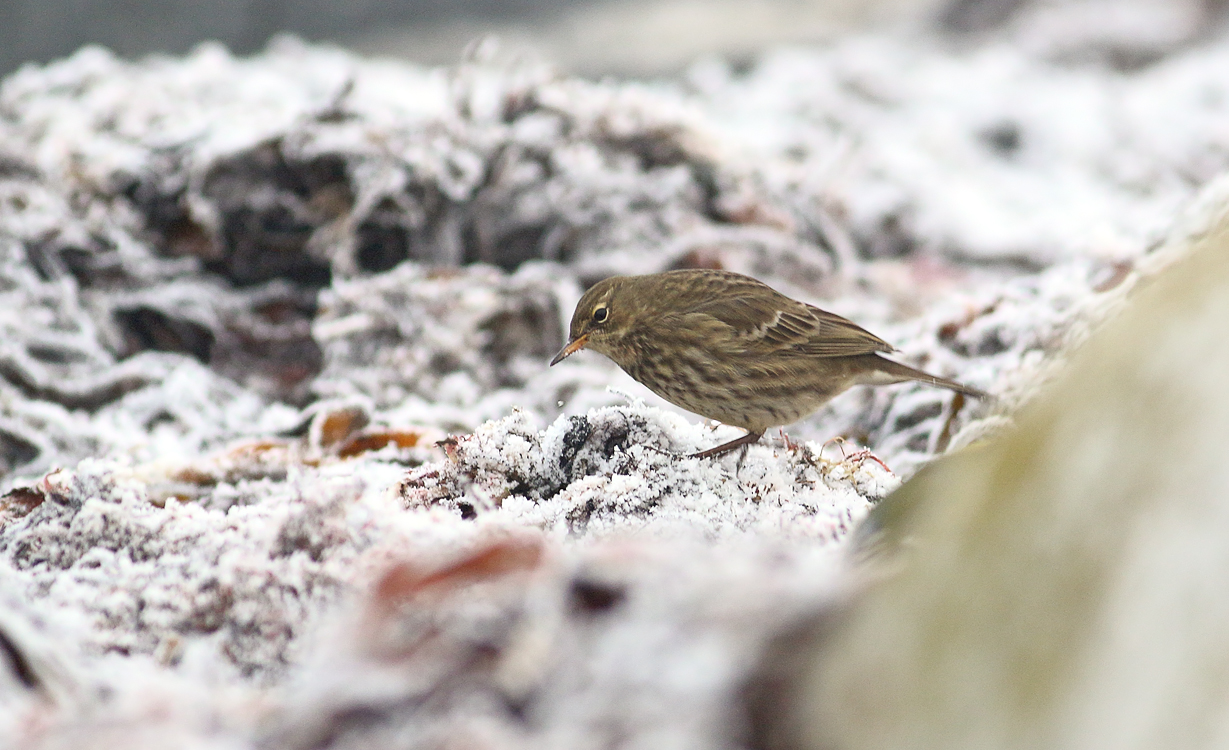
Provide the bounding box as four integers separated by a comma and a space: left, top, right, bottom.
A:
692, 430, 764, 459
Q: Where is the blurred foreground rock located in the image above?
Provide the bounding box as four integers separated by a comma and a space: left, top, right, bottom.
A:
774, 184, 1229, 749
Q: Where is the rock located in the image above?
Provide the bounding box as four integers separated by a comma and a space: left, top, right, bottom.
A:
786, 182, 1229, 750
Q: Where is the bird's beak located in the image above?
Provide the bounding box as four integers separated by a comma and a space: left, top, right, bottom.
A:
550, 334, 589, 366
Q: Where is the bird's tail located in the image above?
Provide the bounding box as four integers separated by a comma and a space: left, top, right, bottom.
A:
866, 355, 990, 400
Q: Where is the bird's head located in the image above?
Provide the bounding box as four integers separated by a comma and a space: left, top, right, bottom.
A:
550, 276, 632, 365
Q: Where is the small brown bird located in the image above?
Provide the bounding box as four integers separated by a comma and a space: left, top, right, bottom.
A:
550, 269, 988, 458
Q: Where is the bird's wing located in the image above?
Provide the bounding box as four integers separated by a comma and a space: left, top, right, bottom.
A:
687, 293, 895, 358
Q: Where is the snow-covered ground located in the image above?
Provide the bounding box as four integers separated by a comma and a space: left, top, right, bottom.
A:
0, 11, 1224, 745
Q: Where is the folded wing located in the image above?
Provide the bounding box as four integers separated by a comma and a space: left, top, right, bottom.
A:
687, 289, 894, 358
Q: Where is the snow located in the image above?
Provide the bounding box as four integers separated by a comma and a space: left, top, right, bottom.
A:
0, 12, 1223, 746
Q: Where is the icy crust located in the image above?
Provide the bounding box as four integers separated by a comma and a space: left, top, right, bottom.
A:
0, 458, 374, 681
0, 401, 879, 677
0, 404, 872, 748
400, 403, 889, 541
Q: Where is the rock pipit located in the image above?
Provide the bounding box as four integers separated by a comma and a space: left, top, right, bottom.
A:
551, 269, 988, 458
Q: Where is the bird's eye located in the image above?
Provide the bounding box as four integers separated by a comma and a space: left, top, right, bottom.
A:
592, 306, 609, 324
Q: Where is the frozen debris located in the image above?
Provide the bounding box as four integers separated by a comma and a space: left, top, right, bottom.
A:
0, 403, 872, 748
0, 38, 838, 284
400, 401, 889, 542
0, 399, 878, 683
0, 458, 377, 681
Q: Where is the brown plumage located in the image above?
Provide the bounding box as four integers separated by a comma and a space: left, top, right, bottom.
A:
550, 269, 988, 457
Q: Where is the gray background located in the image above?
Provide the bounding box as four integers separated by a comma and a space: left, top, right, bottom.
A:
5, 1, 1223, 78
0, 0, 969, 77
0, 0, 570, 73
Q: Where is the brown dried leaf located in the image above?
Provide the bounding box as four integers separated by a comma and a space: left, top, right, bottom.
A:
0, 487, 44, 526
336, 429, 424, 458
372, 537, 544, 613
